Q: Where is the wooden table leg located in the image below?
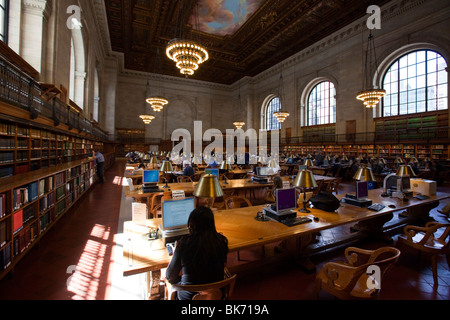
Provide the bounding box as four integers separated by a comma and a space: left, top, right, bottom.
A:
355, 212, 395, 243
285, 233, 317, 274
145, 270, 162, 300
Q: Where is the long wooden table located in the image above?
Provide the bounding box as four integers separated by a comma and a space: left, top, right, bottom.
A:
125, 175, 336, 200
123, 188, 450, 300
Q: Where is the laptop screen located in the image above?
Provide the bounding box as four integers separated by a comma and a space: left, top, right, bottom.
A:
162, 197, 195, 230
143, 170, 159, 184
205, 168, 219, 179
256, 166, 269, 176
276, 188, 297, 211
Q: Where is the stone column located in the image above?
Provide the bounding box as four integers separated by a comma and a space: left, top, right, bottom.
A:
102, 56, 118, 141
20, 0, 52, 77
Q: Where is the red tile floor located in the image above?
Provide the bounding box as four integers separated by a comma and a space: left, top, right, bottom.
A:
0, 159, 449, 300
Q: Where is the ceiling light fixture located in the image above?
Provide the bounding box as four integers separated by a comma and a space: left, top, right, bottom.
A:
356, 32, 386, 108
274, 69, 289, 123
146, 96, 168, 112
166, 1, 208, 77
233, 122, 245, 129
139, 115, 155, 125
146, 48, 169, 112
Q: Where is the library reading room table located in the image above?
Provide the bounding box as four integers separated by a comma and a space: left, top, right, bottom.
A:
122, 188, 450, 300
125, 175, 336, 200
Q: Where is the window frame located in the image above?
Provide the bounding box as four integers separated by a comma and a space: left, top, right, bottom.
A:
0, 0, 9, 44
381, 49, 448, 117
264, 96, 281, 131
306, 80, 336, 126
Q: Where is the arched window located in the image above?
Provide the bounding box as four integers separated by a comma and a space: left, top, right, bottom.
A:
69, 23, 86, 109
69, 38, 75, 101
0, 0, 9, 43
307, 81, 336, 126
382, 50, 448, 116
264, 97, 281, 131
93, 67, 100, 122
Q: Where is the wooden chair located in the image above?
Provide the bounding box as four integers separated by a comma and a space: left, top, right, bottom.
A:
225, 196, 252, 209
213, 190, 235, 210
165, 268, 237, 300
397, 222, 450, 286
177, 175, 193, 183
191, 172, 203, 182
147, 192, 164, 218
314, 246, 400, 299
324, 178, 341, 194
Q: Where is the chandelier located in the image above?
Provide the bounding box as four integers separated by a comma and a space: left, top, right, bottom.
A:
166, 1, 208, 77
274, 71, 289, 123
273, 111, 290, 123
233, 122, 245, 129
146, 96, 168, 112
139, 115, 155, 125
356, 32, 386, 108
166, 39, 209, 76
146, 48, 169, 112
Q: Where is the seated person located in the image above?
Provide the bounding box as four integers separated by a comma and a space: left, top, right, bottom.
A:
166, 206, 229, 300
183, 161, 195, 177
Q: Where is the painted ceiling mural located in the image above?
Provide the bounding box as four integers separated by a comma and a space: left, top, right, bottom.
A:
193, 0, 265, 36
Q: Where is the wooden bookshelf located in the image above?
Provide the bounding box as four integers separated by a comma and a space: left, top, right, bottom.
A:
0, 119, 104, 179
281, 143, 449, 162
0, 159, 98, 279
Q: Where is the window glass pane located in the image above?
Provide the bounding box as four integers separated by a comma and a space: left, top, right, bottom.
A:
306, 81, 336, 126
265, 97, 281, 131
382, 50, 447, 116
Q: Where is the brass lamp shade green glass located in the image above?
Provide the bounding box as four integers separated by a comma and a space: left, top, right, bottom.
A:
150, 156, 158, 164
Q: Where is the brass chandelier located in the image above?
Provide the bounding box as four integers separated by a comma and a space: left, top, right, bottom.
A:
147, 48, 169, 112
166, 1, 208, 77
356, 32, 386, 108
166, 39, 209, 76
139, 114, 155, 125
146, 96, 168, 112
233, 122, 245, 129
274, 71, 289, 123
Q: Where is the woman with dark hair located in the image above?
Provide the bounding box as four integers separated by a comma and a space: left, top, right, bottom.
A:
165, 206, 229, 300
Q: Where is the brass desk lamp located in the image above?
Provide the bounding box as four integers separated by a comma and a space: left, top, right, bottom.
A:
293, 169, 318, 213
160, 161, 173, 188
220, 160, 232, 184
193, 174, 224, 208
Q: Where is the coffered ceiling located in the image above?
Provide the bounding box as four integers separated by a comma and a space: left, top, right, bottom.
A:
104, 0, 391, 85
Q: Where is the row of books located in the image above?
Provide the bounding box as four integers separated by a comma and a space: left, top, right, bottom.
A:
39, 193, 55, 214
13, 224, 37, 257
0, 152, 13, 164
17, 126, 29, 137
0, 219, 9, 248
0, 166, 13, 178
39, 177, 54, 196
0, 123, 15, 135
0, 194, 5, 218
0, 137, 14, 149
40, 211, 52, 233
55, 172, 65, 187
0, 244, 11, 270
13, 206, 34, 235
13, 182, 39, 211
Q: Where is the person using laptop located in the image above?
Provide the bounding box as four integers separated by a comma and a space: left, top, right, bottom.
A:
165, 206, 229, 300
